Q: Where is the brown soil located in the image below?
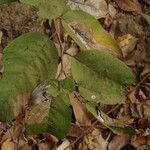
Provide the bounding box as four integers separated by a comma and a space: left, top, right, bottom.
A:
0, 2, 44, 52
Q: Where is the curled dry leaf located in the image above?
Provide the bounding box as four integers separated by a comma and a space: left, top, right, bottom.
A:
57, 47, 79, 80
1, 122, 24, 144
118, 34, 138, 57
108, 4, 117, 18
137, 145, 150, 150
68, 0, 108, 19
78, 128, 108, 150
131, 136, 147, 148
108, 134, 129, 150
143, 101, 150, 123
38, 142, 53, 150
114, 0, 142, 14
143, 0, 150, 5
68, 123, 83, 137
1, 139, 16, 150
70, 93, 92, 126
56, 139, 72, 150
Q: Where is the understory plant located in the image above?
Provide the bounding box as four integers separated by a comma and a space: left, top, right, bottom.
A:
0, 0, 135, 138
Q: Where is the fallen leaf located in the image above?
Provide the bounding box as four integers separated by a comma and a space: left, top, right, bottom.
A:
1, 139, 16, 150
131, 136, 147, 148
68, 0, 108, 19
118, 34, 138, 57
56, 139, 72, 150
38, 142, 53, 150
14, 93, 31, 117
78, 128, 108, 150
70, 93, 92, 126
128, 86, 139, 103
68, 123, 83, 137
143, 101, 150, 123
108, 4, 117, 18
143, 0, 150, 5
108, 134, 129, 150
20, 144, 29, 150
137, 145, 150, 150
114, 0, 142, 14
56, 47, 78, 80
1, 122, 24, 144
42, 133, 59, 143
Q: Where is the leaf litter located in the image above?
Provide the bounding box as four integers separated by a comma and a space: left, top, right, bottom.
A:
0, 0, 150, 149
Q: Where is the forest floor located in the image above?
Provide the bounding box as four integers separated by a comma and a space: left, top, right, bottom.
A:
0, 0, 150, 150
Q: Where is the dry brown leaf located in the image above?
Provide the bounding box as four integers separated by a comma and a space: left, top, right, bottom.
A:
118, 34, 138, 57
38, 142, 53, 150
19, 144, 29, 150
14, 93, 31, 118
16, 134, 28, 150
108, 134, 129, 150
57, 47, 78, 80
108, 4, 117, 18
114, 0, 142, 14
143, 0, 150, 5
68, 0, 108, 19
70, 93, 92, 126
137, 145, 150, 150
78, 128, 108, 150
128, 87, 139, 103
131, 136, 147, 148
143, 101, 150, 123
56, 139, 72, 150
68, 123, 83, 137
42, 133, 59, 143
1, 122, 24, 144
1, 139, 16, 150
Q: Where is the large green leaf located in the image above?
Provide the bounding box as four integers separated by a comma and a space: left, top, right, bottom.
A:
62, 10, 122, 57
0, 0, 16, 4
0, 32, 58, 121
71, 50, 134, 104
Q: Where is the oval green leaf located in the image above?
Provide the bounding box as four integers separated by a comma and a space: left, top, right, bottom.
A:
0, 32, 58, 121
71, 50, 134, 104
62, 10, 122, 57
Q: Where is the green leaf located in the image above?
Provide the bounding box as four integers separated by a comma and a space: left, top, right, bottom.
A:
25, 94, 72, 138
59, 78, 76, 92
0, 0, 16, 4
20, 0, 40, 6
37, 0, 67, 19
48, 80, 59, 97
62, 10, 122, 57
0, 32, 58, 121
86, 102, 136, 137
48, 95, 72, 138
71, 50, 134, 104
